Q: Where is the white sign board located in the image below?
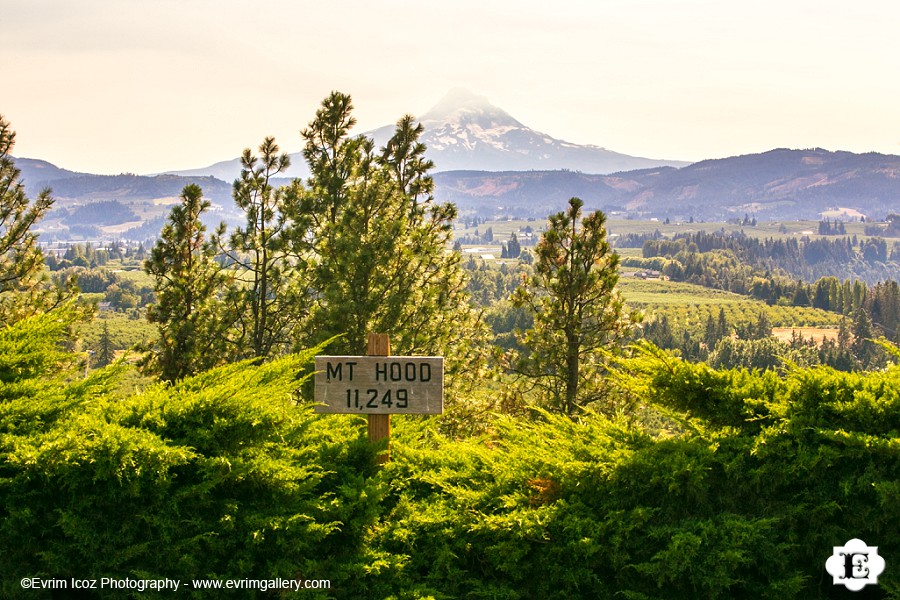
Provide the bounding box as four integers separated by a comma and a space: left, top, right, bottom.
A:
314, 356, 443, 414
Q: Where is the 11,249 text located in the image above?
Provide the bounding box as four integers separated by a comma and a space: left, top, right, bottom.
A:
345, 388, 408, 410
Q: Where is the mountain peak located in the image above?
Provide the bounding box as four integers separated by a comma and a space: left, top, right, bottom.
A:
408, 89, 686, 173
419, 88, 523, 129
166, 90, 688, 179
425, 88, 491, 113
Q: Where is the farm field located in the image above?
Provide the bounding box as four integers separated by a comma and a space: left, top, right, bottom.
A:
618, 277, 842, 336
607, 218, 900, 243
112, 265, 155, 288
81, 310, 157, 355
772, 327, 839, 345
619, 277, 746, 305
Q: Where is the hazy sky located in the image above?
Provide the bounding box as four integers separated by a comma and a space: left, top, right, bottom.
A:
4, 0, 899, 174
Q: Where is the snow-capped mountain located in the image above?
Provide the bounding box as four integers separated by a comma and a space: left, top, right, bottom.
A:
367, 88, 687, 173
165, 89, 687, 180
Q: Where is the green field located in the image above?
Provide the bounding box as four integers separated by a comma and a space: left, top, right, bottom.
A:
80, 310, 157, 355
110, 265, 155, 288
619, 277, 841, 335
619, 277, 746, 305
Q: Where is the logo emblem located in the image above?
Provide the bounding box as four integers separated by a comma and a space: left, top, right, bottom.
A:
825, 539, 885, 591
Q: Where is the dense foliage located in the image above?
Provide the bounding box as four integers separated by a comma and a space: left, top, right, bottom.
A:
3, 310, 899, 598
294, 98, 483, 369
0, 310, 381, 598
138, 93, 488, 382
627, 230, 900, 359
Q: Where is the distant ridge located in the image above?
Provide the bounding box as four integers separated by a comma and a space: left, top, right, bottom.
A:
15, 146, 900, 229
14, 157, 233, 206
13, 157, 85, 188
434, 148, 900, 220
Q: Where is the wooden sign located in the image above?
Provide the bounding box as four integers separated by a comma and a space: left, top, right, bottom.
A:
314, 355, 443, 415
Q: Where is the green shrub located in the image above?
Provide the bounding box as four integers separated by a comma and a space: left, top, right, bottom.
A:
0, 311, 383, 598
3, 311, 898, 598
357, 350, 900, 598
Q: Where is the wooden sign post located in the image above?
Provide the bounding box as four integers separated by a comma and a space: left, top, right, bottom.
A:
367, 334, 391, 462
314, 334, 443, 464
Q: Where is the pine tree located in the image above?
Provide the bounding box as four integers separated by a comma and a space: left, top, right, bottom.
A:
379, 114, 434, 217
145, 184, 230, 381
851, 307, 877, 369
717, 307, 729, 341
215, 138, 308, 359
791, 281, 810, 306
645, 314, 676, 350
294, 93, 486, 371
513, 198, 637, 415
97, 320, 114, 367
0, 115, 75, 323
704, 313, 719, 349
753, 311, 772, 340
507, 233, 521, 259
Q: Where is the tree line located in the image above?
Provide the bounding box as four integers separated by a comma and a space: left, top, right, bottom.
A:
641, 229, 900, 284
643, 304, 884, 372
626, 231, 900, 343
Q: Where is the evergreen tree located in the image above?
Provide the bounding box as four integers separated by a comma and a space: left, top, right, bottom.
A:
215, 138, 308, 359
507, 233, 521, 258
0, 115, 75, 323
145, 184, 230, 381
753, 310, 772, 340
379, 114, 434, 216
837, 317, 852, 351
717, 307, 729, 340
96, 320, 114, 367
645, 314, 676, 350
851, 307, 877, 368
868, 281, 900, 341
513, 198, 637, 415
791, 281, 810, 306
704, 313, 719, 349
812, 277, 834, 310
294, 93, 486, 371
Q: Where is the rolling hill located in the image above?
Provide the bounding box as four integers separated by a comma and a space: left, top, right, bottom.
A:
436, 148, 900, 219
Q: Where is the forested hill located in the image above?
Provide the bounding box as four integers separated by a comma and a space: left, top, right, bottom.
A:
16, 147, 900, 224
435, 148, 900, 220
15, 157, 234, 206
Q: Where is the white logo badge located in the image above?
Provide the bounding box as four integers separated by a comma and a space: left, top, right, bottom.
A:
825, 538, 885, 591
